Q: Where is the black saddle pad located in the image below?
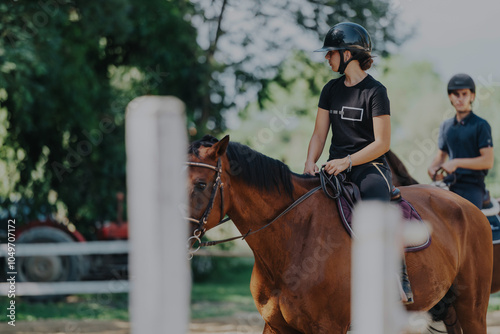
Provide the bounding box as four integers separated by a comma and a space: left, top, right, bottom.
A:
488, 214, 500, 244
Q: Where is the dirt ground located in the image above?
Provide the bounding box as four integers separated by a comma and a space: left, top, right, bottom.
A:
3, 311, 500, 333
0, 312, 264, 334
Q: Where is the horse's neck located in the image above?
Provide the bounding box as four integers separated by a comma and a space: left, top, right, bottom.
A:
227, 175, 320, 262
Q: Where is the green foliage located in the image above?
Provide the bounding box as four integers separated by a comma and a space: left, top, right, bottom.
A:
0, 294, 129, 321
223, 50, 334, 173
227, 54, 500, 197
191, 256, 254, 283
0, 0, 407, 233
376, 56, 448, 183
377, 56, 500, 194
191, 284, 255, 319
471, 80, 500, 196
0, 257, 255, 322
191, 256, 255, 319
190, 0, 409, 134
0, 1, 211, 232
489, 291, 500, 311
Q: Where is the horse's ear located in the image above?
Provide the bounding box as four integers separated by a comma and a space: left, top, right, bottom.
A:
213, 135, 230, 157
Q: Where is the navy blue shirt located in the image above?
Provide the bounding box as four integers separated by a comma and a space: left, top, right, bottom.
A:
438, 112, 493, 177
318, 74, 390, 161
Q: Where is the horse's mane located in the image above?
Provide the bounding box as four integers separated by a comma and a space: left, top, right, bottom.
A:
189, 135, 297, 197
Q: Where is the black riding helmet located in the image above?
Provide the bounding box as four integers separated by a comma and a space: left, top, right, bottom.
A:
447, 73, 475, 94
315, 22, 372, 74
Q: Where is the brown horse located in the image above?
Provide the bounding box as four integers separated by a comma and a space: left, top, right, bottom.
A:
386, 149, 500, 294
187, 135, 493, 333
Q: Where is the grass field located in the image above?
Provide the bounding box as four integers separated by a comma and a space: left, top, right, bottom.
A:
0, 256, 255, 322
2, 256, 500, 322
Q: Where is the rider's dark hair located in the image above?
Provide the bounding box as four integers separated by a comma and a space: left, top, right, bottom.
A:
350, 50, 373, 71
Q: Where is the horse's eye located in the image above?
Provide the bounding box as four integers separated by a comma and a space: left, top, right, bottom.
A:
195, 182, 207, 190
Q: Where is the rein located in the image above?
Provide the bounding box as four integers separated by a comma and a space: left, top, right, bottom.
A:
186, 159, 322, 257
431, 167, 454, 190
319, 167, 341, 199
199, 185, 322, 247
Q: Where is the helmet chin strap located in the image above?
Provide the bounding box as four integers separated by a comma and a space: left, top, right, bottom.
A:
338, 50, 354, 75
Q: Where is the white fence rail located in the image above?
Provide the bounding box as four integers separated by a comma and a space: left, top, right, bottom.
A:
0, 240, 251, 258
0, 240, 129, 297
0, 280, 129, 296
0, 240, 129, 257
0, 240, 130, 296
0, 240, 249, 297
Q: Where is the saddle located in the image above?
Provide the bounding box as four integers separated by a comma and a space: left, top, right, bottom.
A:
480, 190, 500, 244
319, 169, 431, 252
482, 190, 500, 216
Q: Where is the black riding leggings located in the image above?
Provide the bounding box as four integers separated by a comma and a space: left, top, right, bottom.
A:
348, 160, 393, 201
450, 181, 485, 209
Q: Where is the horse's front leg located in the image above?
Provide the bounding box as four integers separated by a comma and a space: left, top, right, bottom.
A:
263, 323, 302, 334
263, 323, 275, 334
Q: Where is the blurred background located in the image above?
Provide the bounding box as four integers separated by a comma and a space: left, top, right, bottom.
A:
1, 0, 500, 331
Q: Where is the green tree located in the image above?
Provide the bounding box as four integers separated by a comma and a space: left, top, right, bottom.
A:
0, 0, 408, 233
189, 0, 409, 128
0, 0, 210, 232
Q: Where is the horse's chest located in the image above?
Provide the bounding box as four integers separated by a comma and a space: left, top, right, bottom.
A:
252, 278, 331, 329
253, 287, 304, 329
251, 262, 350, 332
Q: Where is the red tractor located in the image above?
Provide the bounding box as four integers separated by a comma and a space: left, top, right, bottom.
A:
11, 193, 128, 298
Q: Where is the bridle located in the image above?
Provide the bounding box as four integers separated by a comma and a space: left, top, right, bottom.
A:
186, 158, 325, 259
186, 158, 229, 256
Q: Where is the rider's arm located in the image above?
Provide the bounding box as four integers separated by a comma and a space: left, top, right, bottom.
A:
442, 146, 494, 172
428, 150, 448, 179
323, 115, 391, 176
350, 115, 391, 166
304, 107, 330, 175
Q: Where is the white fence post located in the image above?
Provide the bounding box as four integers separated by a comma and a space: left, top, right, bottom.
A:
351, 201, 408, 334
126, 96, 190, 334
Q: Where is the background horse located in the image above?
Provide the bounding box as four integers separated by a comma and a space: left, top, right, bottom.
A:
385, 149, 419, 187
386, 149, 500, 293
187, 135, 492, 333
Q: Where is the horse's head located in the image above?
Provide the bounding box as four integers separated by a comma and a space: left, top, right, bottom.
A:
186, 135, 230, 241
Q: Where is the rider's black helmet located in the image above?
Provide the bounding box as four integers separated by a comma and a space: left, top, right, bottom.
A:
447, 74, 475, 94
314, 22, 372, 53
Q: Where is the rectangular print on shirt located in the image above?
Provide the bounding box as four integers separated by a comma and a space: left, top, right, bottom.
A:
341, 106, 364, 121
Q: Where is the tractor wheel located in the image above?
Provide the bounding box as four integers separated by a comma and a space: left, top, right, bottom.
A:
16, 226, 86, 302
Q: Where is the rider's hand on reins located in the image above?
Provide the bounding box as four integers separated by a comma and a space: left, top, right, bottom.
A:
303, 161, 319, 175
432, 161, 458, 181
440, 160, 458, 174
432, 167, 446, 182
322, 157, 349, 176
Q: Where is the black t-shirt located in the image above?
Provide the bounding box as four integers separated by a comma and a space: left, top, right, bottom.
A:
318, 74, 390, 161
438, 111, 493, 177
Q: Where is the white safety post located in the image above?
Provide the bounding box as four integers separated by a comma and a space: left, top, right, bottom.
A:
126, 96, 190, 334
351, 201, 408, 334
